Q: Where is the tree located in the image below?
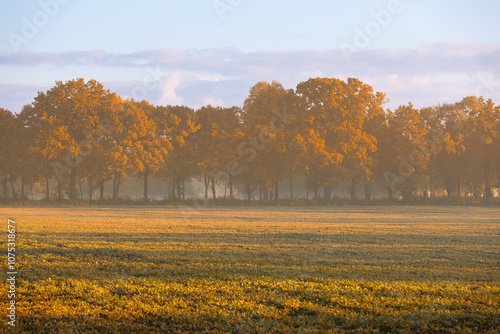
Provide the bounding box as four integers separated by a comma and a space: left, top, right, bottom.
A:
99, 99, 168, 202
241, 81, 294, 201
22, 102, 72, 200
337, 78, 383, 201
295, 77, 382, 201
29, 78, 119, 201
362, 92, 389, 200
130, 100, 170, 201
290, 127, 342, 200
0, 108, 16, 199
385, 103, 431, 201
155, 105, 199, 200
460, 97, 499, 201
195, 105, 242, 201
425, 103, 466, 198
9, 108, 38, 199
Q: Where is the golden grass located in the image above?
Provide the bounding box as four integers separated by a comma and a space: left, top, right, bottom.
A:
0, 206, 499, 333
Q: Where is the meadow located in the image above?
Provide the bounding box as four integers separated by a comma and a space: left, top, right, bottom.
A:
0, 206, 499, 333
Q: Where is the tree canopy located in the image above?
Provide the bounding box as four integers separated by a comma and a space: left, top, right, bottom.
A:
1, 78, 499, 203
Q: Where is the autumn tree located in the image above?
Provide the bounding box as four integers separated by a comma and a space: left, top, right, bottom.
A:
3, 76, 499, 204
337, 78, 383, 201
423, 103, 466, 198
154, 105, 199, 200
7, 109, 38, 199
29, 79, 119, 201
384, 103, 432, 201
131, 100, 171, 200
22, 102, 72, 200
195, 105, 242, 201
295, 77, 384, 201
241, 81, 295, 200
362, 93, 389, 200
460, 97, 499, 201
0, 108, 16, 199
96, 99, 167, 202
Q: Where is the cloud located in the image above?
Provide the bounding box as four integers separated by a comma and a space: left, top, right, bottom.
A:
0, 42, 499, 112
159, 72, 184, 106
202, 95, 225, 107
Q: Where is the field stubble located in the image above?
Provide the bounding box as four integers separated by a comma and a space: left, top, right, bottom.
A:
0, 206, 499, 333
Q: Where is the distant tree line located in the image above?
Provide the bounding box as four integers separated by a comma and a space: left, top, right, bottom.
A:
0, 78, 499, 203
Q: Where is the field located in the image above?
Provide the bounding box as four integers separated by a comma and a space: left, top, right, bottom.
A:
1, 206, 499, 333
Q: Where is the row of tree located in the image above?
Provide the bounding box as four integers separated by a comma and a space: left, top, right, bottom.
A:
0, 78, 499, 203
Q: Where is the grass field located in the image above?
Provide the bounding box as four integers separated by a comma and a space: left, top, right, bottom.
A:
1, 206, 499, 333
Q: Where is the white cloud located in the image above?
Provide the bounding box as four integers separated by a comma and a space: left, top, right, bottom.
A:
158, 72, 184, 106
202, 95, 225, 107
1, 42, 499, 112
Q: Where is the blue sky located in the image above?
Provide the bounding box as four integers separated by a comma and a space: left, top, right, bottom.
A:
1, 0, 499, 112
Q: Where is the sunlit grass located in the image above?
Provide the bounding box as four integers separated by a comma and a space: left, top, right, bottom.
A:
1, 206, 499, 333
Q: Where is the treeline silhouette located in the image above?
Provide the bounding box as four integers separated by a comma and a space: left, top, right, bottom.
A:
0, 78, 499, 204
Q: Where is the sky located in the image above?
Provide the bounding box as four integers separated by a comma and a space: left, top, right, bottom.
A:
0, 0, 499, 113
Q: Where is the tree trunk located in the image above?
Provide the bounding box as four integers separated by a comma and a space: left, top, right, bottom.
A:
267, 180, 272, 201
79, 179, 83, 200
402, 186, 411, 202
274, 179, 279, 201
388, 185, 393, 200
112, 171, 121, 202
457, 180, 461, 198
3, 175, 7, 199
364, 174, 373, 201
289, 177, 293, 199
350, 178, 356, 200
229, 175, 233, 200
144, 165, 149, 200
21, 175, 25, 199
446, 184, 453, 198
100, 180, 104, 200
176, 180, 181, 201
89, 175, 93, 202
473, 184, 480, 199
427, 178, 432, 198
57, 178, 62, 200
324, 186, 332, 203
314, 184, 318, 201
69, 168, 78, 200
204, 174, 209, 201
45, 173, 50, 200
211, 177, 216, 200
484, 179, 492, 202
182, 180, 185, 200
10, 180, 15, 199
484, 162, 492, 201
